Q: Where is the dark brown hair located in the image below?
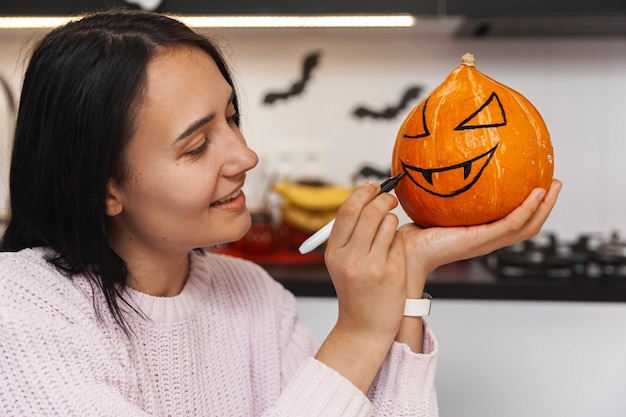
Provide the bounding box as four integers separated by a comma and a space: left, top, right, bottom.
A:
2, 9, 240, 333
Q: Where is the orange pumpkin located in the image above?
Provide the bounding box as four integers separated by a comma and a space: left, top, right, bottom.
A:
391, 53, 554, 227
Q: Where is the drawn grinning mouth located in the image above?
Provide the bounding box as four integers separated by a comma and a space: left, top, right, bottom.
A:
401, 143, 498, 198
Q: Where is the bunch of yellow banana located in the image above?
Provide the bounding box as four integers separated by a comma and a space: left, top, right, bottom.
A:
273, 181, 354, 233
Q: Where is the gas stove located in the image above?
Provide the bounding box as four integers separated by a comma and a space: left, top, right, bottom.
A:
482, 231, 626, 279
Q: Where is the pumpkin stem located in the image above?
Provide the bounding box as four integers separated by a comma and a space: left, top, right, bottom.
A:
461, 53, 475, 67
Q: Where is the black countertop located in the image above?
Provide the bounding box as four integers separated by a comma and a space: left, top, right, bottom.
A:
262, 258, 626, 302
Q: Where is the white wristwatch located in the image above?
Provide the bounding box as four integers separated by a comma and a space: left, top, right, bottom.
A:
403, 293, 432, 317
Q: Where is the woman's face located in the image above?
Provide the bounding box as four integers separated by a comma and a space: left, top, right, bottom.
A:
107, 46, 258, 257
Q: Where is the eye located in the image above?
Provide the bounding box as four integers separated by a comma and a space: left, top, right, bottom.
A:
225, 98, 240, 127
454, 92, 506, 130
186, 138, 208, 157
402, 97, 430, 139
226, 111, 240, 127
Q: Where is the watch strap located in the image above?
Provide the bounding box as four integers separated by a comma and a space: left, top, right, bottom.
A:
403, 293, 432, 317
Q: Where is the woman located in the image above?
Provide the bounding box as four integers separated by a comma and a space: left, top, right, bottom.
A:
0, 9, 561, 416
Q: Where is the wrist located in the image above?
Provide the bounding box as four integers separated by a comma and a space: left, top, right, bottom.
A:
316, 325, 393, 392
396, 293, 431, 353
406, 270, 428, 299
396, 316, 424, 353
403, 293, 432, 317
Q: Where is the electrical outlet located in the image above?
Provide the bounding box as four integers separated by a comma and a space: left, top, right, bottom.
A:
261, 142, 328, 183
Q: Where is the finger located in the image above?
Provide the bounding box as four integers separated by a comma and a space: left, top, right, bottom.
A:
500, 178, 562, 240
369, 213, 400, 256
328, 182, 380, 249
473, 178, 562, 253
517, 178, 562, 236
499, 188, 547, 232
347, 193, 399, 253
386, 232, 408, 305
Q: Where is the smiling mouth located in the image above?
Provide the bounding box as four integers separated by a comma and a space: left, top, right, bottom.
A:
401, 143, 498, 198
210, 189, 242, 207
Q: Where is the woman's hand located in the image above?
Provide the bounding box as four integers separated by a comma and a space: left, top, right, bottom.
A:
395, 179, 562, 352
315, 178, 562, 389
325, 181, 407, 340
400, 179, 563, 283
316, 181, 408, 392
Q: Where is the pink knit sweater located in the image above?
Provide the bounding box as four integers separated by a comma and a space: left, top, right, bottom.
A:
0, 247, 439, 416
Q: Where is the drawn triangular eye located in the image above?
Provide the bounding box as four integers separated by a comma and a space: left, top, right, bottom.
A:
454, 92, 506, 131
403, 97, 430, 139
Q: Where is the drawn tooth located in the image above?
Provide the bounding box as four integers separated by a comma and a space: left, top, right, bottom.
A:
463, 161, 472, 179
422, 170, 433, 185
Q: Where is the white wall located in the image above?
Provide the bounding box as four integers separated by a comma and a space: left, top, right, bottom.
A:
297, 297, 626, 417
0, 29, 36, 218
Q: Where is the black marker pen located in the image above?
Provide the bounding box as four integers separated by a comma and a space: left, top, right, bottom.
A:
298, 172, 406, 254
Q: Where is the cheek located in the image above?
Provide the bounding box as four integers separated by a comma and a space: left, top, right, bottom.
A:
170, 175, 217, 214
128, 166, 217, 215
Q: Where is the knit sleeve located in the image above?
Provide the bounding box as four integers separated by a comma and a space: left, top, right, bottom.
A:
261, 287, 438, 416
260, 285, 373, 417
0, 305, 150, 416
207, 254, 439, 417
265, 290, 439, 417
367, 323, 440, 416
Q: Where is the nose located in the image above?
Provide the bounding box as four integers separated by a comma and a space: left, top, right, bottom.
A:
241, 144, 259, 173
221, 130, 259, 177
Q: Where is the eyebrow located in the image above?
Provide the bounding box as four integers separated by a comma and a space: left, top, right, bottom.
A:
175, 113, 215, 143
174, 91, 236, 143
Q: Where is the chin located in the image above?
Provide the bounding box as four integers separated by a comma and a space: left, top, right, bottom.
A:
198, 211, 252, 248
227, 212, 253, 243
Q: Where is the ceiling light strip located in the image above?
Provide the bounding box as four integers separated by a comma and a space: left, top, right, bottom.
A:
0, 14, 416, 29
178, 15, 417, 28
0, 16, 77, 29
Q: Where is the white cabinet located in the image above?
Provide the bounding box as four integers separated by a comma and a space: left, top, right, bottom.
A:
297, 297, 626, 417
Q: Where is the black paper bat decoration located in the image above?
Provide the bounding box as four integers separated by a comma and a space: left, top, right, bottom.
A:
352, 86, 423, 120
352, 165, 391, 182
263, 52, 321, 105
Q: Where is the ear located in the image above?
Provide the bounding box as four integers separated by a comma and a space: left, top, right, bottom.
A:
106, 179, 124, 217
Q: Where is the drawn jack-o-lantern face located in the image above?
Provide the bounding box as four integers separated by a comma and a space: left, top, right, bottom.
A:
391, 53, 554, 227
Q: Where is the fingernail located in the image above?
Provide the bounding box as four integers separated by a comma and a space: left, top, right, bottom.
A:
366, 180, 380, 190
536, 189, 546, 201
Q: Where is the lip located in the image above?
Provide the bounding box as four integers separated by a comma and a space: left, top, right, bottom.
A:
210, 183, 247, 208
210, 189, 246, 211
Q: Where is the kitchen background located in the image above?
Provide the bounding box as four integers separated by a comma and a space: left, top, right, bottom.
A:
2, 20, 626, 240
1, 5, 626, 417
